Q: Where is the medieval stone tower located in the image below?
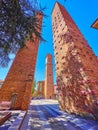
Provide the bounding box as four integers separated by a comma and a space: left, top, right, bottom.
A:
45, 54, 54, 99
52, 2, 98, 116
0, 12, 43, 110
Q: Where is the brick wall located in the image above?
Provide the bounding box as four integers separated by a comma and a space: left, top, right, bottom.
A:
45, 54, 54, 99
0, 13, 43, 110
52, 2, 98, 116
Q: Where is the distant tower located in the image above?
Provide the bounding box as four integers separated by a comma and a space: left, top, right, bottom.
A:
37, 81, 45, 97
0, 12, 43, 110
52, 2, 98, 116
45, 54, 54, 99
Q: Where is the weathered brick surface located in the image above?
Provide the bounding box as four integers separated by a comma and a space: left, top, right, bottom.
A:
45, 54, 54, 99
37, 81, 45, 97
52, 2, 98, 116
0, 13, 43, 110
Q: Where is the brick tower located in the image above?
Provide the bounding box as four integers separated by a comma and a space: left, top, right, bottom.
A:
45, 54, 54, 99
37, 81, 45, 97
52, 2, 98, 116
0, 12, 43, 110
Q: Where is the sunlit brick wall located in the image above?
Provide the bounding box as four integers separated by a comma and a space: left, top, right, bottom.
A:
52, 2, 98, 116
0, 12, 43, 110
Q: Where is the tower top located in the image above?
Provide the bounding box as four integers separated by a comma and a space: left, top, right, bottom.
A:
46, 54, 52, 64
51, 2, 64, 14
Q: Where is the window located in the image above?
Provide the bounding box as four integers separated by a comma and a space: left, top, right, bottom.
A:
59, 19, 61, 23
62, 27, 64, 31
54, 46, 57, 49
83, 54, 86, 57
56, 52, 58, 55
54, 35, 56, 38
57, 67, 59, 70
91, 70, 93, 72
90, 57, 92, 60
62, 56, 65, 59
80, 48, 82, 51
53, 29, 55, 33
58, 15, 60, 19
54, 39, 56, 42
55, 26, 58, 29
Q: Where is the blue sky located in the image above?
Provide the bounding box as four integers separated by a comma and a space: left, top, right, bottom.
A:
0, 0, 98, 84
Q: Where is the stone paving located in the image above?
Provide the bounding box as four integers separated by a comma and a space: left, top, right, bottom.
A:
2, 99, 97, 130
0, 110, 26, 130
20, 99, 98, 130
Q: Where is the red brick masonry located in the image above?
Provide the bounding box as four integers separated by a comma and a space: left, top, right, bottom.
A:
0, 12, 43, 110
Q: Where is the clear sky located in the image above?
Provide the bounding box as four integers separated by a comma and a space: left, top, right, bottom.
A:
0, 0, 98, 84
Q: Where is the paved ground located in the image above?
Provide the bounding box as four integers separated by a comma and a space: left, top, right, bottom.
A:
21, 99, 98, 130
0, 110, 26, 130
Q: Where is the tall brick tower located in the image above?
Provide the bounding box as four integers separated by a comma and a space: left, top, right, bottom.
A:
45, 54, 54, 99
0, 12, 43, 110
52, 2, 98, 117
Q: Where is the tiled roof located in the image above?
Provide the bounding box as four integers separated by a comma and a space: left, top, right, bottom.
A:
91, 18, 98, 29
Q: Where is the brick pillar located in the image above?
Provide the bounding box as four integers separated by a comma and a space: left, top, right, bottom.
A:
52, 2, 98, 116
0, 12, 43, 110
45, 54, 54, 99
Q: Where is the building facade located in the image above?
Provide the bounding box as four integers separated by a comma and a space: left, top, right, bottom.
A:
0, 12, 43, 110
32, 81, 45, 99
45, 54, 54, 99
37, 81, 45, 97
52, 2, 98, 116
